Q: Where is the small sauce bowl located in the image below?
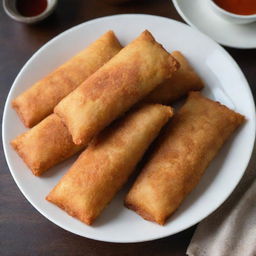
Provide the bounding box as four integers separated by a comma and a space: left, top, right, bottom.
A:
208, 0, 256, 24
3, 0, 58, 24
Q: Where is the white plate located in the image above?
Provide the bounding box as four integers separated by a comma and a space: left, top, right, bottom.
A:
172, 0, 256, 49
2, 14, 256, 243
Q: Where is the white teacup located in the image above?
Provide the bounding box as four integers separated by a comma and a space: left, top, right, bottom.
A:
208, 0, 256, 24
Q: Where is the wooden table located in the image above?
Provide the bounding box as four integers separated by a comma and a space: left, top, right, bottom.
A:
1, 0, 255, 255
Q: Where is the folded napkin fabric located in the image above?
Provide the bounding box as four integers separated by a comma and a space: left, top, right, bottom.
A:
187, 145, 256, 256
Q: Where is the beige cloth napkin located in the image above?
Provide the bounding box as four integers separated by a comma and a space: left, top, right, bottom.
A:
187, 144, 256, 256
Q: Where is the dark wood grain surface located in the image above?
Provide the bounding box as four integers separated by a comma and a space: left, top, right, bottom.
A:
1, 1, 255, 255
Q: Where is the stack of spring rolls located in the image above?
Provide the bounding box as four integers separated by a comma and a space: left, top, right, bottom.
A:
11, 30, 245, 226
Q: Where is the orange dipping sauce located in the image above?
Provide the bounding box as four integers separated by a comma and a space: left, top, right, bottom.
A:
213, 0, 256, 15
16, 0, 47, 17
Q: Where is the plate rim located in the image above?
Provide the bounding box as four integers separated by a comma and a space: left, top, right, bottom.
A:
172, 0, 256, 49
2, 13, 256, 243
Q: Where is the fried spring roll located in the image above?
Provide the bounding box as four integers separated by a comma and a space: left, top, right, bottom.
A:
125, 92, 245, 225
54, 30, 179, 145
146, 51, 204, 104
47, 104, 173, 225
11, 114, 84, 176
12, 31, 122, 128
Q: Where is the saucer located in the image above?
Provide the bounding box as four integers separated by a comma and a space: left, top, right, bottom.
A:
172, 0, 256, 49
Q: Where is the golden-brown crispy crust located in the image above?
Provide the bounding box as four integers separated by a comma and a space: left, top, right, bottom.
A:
11, 114, 84, 176
146, 51, 204, 104
125, 92, 245, 225
46, 192, 93, 225
124, 201, 164, 225
47, 104, 173, 225
12, 31, 122, 128
54, 30, 178, 145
